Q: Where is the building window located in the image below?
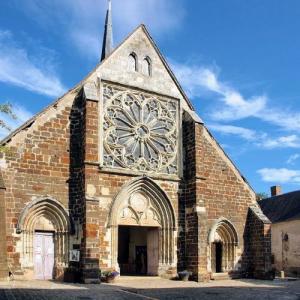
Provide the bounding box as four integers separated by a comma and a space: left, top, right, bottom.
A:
102, 83, 179, 175
142, 56, 152, 76
128, 52, 138, 72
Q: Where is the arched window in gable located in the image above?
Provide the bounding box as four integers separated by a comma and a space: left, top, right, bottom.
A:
142, 56, 152, 76
128, 52, 138, 72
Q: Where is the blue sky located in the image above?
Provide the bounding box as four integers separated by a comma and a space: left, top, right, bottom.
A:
0, 0, 300, 195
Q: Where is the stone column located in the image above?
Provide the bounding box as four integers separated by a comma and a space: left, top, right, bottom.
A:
196, 204, 209, 281
81, 83, 101, 283
183, 113, 210, 281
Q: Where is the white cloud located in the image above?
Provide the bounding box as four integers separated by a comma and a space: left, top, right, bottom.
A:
208, 123, 300, 149
171, 60, 300, 131
257, 168, 300, 184
0, 103, 33, 140
16, 0, 185, 59
0, 30, 66, 97
287, 154, 300, 165
261, 109, 300, 133
207, 124, 256, 141
171, 60, 267, 120
259, 135, 300, 149
169, 63, 221, 97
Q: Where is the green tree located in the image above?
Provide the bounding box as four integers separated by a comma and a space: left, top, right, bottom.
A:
0, 103, 17, 152
0, 103, 16, 131
256, 192, 269, 201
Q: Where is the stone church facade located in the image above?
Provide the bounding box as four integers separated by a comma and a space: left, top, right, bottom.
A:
0, 4, 272, 283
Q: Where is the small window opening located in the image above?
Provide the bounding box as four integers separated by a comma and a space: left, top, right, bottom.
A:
142, 56, 152, 76
128, 52, 138, 72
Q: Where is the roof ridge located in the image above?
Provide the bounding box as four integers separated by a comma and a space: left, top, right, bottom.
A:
1, 24, 145, 145
262, 190, 300, 201
1, 23, 196, 145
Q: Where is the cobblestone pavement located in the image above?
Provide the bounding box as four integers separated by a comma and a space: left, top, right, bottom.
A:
102, 277, 300, 300
0, 280, 144, 300
1, 277, 300, 300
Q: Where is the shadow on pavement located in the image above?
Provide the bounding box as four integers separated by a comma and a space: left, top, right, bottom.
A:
0, 279, 300, 300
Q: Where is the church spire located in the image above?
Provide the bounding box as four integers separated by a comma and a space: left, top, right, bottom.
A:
101, 0, 113, 61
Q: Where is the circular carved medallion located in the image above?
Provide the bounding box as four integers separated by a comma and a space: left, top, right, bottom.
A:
129, 193, 148, 213
102, 84, 178, 175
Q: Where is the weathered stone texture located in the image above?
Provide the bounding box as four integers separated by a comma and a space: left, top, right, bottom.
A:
0, 24, 272, 283
0, 92, 86, 278
0, 184, 8, 280
243, 206, 272, 279
182, 114, 271, 280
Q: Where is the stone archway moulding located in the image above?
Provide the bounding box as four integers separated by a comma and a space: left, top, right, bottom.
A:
108, 176, 177, 274
208, 217, 239, 245
208, 217, 239, 273
16, 196, 74, 270
17, 196, 74, 234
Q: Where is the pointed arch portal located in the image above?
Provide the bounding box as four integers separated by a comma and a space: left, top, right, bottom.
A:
208, 218, 238, 273
17, 197, 73, 280
108, 176, 176, 276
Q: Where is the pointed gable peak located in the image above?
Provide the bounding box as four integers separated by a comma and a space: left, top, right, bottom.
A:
96, 23, 195, 111
138, 24, 195, 110
101, 0, 113, 61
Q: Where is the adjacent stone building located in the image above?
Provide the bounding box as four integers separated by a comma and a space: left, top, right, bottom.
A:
0, 2, 272, 283
260, 187, 300, 277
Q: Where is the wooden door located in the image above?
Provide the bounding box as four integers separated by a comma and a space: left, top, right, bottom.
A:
34, 232, 54, 280
147, 228, 159, 275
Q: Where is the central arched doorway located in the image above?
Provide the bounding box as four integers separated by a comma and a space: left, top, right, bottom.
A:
108, 177, 176, 276
117, 225, 159, 275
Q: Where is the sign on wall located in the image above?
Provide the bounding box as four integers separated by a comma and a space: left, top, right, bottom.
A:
69, 250, 80, 262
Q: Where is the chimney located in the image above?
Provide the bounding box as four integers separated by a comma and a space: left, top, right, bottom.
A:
271, 185, 282, 197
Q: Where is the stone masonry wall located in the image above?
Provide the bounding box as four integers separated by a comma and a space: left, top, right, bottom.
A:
0, 185, 8, 280
0, 91, 84, 278
243, 206, 273, 279
0, 86, 272, 282
82, 97, 181, 282
182, 111, 269, 281
182, 115, 209, 281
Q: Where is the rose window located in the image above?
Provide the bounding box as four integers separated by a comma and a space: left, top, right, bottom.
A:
102, 84, 179, 175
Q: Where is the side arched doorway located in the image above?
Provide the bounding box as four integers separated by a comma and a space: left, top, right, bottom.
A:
208, 218, 238, 274
17, 197, 73, 280
108, 177, 176, 276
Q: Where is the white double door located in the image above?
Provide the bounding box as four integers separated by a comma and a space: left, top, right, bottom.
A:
34, 232, 55, 280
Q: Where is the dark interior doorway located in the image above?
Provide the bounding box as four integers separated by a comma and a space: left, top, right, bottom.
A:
215, 242, 223, 273
135, 246, 147, 274
117, 225, 159, 275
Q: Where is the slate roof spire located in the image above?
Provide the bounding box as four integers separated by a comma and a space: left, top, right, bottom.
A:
101, 0, 113, 61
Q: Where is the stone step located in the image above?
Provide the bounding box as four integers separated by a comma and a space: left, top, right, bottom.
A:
211, 272, 230, 280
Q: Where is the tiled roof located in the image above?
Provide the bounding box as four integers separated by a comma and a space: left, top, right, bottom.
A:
259, 190, 300, 223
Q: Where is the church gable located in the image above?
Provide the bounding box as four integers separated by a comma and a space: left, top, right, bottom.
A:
94, 25, 193, 112
0, 1, 273, 283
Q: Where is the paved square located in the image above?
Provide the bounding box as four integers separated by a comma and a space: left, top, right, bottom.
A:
1, 277, 300, 300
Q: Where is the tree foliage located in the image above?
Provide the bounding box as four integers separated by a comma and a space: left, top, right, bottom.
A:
0, 103, 16, 131
0, 102, 17, 152
256, 192, 269, 201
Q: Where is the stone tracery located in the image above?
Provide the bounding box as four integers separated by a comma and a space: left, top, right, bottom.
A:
108, 177, 177, 274
118, 192, 161, 227
102, 83, 179, 175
